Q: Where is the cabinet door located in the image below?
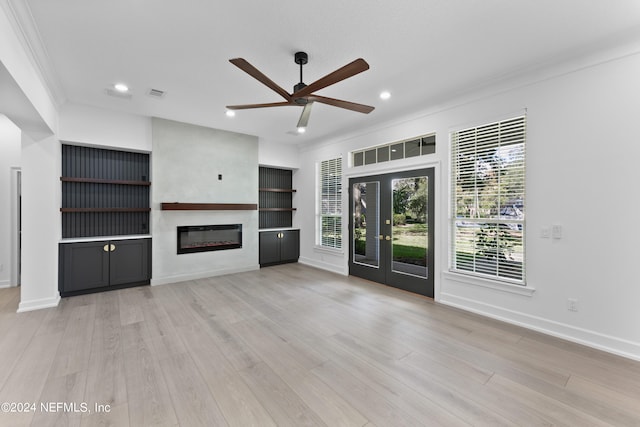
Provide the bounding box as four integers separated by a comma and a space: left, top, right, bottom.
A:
259, 232, 281, 265
60, 241, 110, 293
109, 239, 151, 286
280, 230, 300, 262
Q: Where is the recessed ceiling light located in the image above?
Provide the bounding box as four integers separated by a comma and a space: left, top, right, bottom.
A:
114, 83, 129, 93
380, 91, 391, 100
297, 127, 306, 134
225, 110, 236, 117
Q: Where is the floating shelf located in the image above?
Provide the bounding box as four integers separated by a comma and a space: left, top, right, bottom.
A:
259, 188, 297, 193
259, 208, 297, 212
61, 177, 151, 186
161, 203, 258, 211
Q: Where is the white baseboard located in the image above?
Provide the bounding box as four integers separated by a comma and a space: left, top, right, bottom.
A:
151, 264, 259, 286
17, 294, 61, 313
0, 279, 11, 289
439, 292, 640, 362
298, 256, 347, 275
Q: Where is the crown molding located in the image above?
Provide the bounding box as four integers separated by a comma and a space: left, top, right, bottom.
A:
1, 0, 66, 107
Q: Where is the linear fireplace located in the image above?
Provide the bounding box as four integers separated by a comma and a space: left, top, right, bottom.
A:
177, 224, 242, 254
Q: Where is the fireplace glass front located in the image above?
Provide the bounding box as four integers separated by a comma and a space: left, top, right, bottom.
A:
177, 224, 242, 254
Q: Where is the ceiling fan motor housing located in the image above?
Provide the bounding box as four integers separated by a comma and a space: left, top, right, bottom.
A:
294, 82, 308, 101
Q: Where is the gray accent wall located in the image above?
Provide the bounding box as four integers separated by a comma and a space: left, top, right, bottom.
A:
151, 118, 259, 284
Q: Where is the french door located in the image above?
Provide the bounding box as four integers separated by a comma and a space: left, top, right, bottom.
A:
349, 168, 434, 297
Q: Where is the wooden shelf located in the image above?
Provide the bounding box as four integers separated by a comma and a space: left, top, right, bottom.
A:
259, 208, 297, 212
61, 177, 151, 186
259, 188, 297, 193
61, 208, 151, 213
161, 203, 258, 211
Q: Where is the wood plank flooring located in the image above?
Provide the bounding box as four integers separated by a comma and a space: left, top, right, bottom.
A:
1, 264, 639, 426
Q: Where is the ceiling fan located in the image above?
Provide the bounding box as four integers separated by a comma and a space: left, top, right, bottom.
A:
226, 51, 374, 131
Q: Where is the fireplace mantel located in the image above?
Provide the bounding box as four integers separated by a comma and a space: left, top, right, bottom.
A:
161, 202, 257, 211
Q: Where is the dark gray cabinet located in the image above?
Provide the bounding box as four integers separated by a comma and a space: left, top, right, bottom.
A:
259, 230, 299, 266
59, 238, 151, 296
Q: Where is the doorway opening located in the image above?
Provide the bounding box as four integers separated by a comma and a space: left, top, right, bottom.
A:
10, 167, 21, 287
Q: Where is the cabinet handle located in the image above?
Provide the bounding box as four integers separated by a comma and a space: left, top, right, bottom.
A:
110, 244, 116, 252
103, 244, 109, 252
385, 236, 391, 241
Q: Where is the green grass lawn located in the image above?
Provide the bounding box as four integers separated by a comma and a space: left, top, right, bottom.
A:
354, 223, 428, 265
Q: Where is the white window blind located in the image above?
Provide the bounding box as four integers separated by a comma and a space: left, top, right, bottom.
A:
451, 115, 526, 283
319, 157, 342, 249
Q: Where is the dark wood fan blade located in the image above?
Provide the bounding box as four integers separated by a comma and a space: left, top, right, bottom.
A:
229, 58, 291, 101
297, 102, 313, 128
308, 95, 374, 114
293, 58, 370, 98
226, 101, 292, 110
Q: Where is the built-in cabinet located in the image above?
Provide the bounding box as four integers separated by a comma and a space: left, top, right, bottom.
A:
259, 166, 296, 229
259, 230, 300, 266
258, 166, 299, 266
61, 144, 151, 238
59, 144, 152, 296
59, 238, 151, 296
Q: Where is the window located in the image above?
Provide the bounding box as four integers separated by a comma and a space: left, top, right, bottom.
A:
318, 157, 343, 249
451, 116, 526, 283
352, 134, 435, 167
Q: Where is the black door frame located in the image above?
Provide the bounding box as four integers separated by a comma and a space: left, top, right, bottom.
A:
348, 167, 435, 297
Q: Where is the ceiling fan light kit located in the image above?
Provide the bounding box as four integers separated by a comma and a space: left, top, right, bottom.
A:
226, 51, 374, 131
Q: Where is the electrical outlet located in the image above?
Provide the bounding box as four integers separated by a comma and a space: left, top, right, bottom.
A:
552, 224, 563, 239
567, 298, 578, 312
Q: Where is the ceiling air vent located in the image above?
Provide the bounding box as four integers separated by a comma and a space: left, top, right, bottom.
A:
147, 88, 166, 98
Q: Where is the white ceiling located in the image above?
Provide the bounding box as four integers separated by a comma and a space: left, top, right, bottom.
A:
17, 0, 640, 145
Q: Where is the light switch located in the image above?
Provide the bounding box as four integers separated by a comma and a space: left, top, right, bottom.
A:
552, 224, 562, 239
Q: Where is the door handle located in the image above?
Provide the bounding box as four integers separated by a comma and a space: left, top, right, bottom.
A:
110, 244, 116, 252
103, 244, 109, 252
385, 236, 391, 241
379, 235, 384, 240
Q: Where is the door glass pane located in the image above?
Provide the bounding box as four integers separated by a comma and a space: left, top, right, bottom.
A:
391, 176, 428, 277
353, 181, 379, 268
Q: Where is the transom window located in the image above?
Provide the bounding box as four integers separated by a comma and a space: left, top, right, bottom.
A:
352, 134, 435, 167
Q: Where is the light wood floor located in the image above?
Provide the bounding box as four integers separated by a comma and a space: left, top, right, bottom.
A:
1, 264, 639, 426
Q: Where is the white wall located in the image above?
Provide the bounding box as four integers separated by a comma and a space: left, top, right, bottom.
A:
259, 139, 300, 169
1, 3, 60, 311
296, 45, 640, 360
0, 115, 21, 288
58, 103, 152, 151
0, 5, 56, 137
151, 118, 259, 285
18, 132, 60, 311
